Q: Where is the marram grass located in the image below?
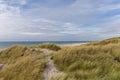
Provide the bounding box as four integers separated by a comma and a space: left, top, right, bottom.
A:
0, 37, 120, 80
0, 45, 46, 80
53, 37, 120, 80
39, 43, 61, 51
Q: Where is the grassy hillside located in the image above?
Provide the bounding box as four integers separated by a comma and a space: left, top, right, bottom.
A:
87, 37, 120, 45
53, 37, 120, 80
39, 43, 61, 51
0, 37, 120, 80
0, 45, 46, 80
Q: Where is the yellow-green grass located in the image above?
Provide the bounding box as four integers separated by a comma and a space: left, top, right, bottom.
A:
53, 37, 120, 80
87, 37, 120, 45
39, 43, 61, 51
0, 55, 46, 80
0, 46, 46, 80
0, 37, 120, 80
0, 45, 42, 64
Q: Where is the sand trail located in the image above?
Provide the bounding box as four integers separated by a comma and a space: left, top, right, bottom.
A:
41, 49, 64, 80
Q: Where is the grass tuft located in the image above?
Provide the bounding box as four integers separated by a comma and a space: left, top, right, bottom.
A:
39, 43, 61, 51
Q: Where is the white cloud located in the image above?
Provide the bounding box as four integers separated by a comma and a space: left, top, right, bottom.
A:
19, 0, 27, 5
0, 0, 120, 41
20, 32, 44, 36
98, 4, 120, 11
0, 0, 20, 17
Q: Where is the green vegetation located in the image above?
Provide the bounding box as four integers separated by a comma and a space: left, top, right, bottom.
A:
0, 37, 120, 80
53, 37, 120, 80
39, 43, 61, 51
0, 45, 42, 64
87, 37, 120, 45
0, 45, 46, 80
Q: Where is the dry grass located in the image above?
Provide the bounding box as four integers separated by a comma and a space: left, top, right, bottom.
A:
53, 37, 120, 80
39, 43, 61, 51
0, 45, 42, 64
0, 37, 120, 80
0, 45, 46, 80
0, 55, 46, 80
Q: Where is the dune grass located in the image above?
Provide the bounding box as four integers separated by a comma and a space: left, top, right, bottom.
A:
0, 45, 42, 64
39, 43, 61, 51
87, 37, 120, 45
0, 37, 120, 80
0, 55, 46, 80
53, 37, 120, 80
0, 45, 46, 80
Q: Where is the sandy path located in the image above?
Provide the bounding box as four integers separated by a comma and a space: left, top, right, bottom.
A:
41, 49, 63, 80
0, 64, 4, 70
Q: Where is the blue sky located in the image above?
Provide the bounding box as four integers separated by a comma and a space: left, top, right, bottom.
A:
0, 0, 120, 41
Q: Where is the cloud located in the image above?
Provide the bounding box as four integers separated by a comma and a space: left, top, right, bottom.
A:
97, 3, 120, 12
19, 0, 27, 5
0, 2, 20, 17
0, 0, 120, 41
20, 32, 44, 36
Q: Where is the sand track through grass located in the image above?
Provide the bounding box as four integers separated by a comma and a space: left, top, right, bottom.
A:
41, 49, 64, 80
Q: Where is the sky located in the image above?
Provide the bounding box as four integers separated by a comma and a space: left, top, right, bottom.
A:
0, 0, 120, 41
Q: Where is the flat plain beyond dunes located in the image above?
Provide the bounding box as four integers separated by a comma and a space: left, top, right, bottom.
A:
0, 37, 120, 80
